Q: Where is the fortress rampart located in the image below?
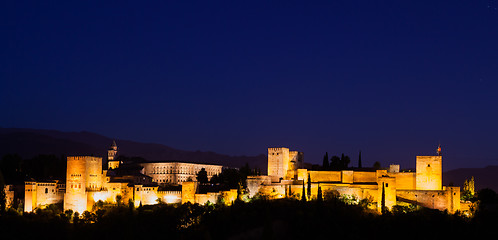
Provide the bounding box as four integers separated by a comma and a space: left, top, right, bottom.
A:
251, 147, 461, 213
23, 143, 460, 214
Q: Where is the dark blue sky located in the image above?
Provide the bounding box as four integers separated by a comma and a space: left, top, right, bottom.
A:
2, 1, 498, 170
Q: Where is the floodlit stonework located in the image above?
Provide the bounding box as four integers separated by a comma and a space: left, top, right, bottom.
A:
251, 147, 460, 213
268, 147, 303, 183
139, 162, 222, 185
23, 141, 234, 213
23, 142, 461, 214
24, 181, 64, 212
416, 156, 442, 190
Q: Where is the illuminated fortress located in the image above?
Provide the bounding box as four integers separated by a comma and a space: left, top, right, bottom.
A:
23, 143, 461, 213
25, 142, 229, 213
248, 147, 460, 213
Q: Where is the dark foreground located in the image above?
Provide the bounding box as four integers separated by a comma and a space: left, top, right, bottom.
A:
0, 198, 497, 240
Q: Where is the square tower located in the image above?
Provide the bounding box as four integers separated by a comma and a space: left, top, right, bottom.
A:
268, 147, 290, 182
416, 156, 442, 190
64, 156, 102, 213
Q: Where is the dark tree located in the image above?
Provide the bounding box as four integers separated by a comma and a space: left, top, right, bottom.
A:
196, 168, 209, 184
358, 150, 362, 168
373, 161, 382, 170
477, 188, 497, 205
0, 154, 24, 183
330, 154, 350, 170
209, 168, 244, 189
330, 155, 341, 170
381, 183, 386, 214
307, 173, 311, 200
301, 181, 306, 202
209, 174, 220, 184
322, 152, 329, 170
317, 184, 323, 202
340, 153, 350, 169
239, 163, 251, 178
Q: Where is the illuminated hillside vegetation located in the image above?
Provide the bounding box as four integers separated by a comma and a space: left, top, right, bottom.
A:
1, 193, 497, 240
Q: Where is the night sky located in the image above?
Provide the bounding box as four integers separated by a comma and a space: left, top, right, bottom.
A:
2, 1, 498, 170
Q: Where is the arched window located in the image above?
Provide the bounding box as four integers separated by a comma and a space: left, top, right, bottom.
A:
45, 188, 48, 194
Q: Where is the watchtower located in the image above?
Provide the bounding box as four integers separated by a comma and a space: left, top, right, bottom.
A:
416, 156, 442, 190
64, 156, 102, 213
268, 147, 290, 182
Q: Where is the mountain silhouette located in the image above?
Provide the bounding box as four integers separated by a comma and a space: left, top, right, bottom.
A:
2, 127, 496, 191
443, 165, 498, 192
0, 128, 267, 170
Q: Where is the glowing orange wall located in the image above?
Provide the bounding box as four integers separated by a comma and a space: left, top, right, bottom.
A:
416, 156, 442, 190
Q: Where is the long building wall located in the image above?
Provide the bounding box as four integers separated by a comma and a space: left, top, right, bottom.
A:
140, 162, 222, 185
396, 187, 460, 213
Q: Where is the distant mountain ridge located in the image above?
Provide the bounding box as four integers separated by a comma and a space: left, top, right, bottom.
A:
443, 165, 498, 192
0, 128, 267, 170
1, 128, 497, 191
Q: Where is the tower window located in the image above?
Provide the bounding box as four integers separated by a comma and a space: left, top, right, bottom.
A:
427, 164, 431, 167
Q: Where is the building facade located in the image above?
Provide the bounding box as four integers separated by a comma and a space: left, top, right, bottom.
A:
24, 181, 65, 212
139, 162, 222, 185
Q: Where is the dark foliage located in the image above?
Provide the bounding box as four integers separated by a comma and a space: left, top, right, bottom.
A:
1, 197, 498, 240
329, 153, 351, 170
196, 168, 208, 184
209, 166, 251, 189
0, 154, 66, 184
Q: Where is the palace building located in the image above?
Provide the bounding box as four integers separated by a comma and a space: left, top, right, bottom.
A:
139, 162, 222, 185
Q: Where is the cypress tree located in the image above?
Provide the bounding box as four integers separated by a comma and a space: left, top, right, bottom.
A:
381, 183, 386, 214
301, 181, 306, 202
317, 184, 323, 202
322, 152, 329, 170
307, 173, 311, 200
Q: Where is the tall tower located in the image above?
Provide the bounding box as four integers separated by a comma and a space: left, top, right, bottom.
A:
107, 140, 120, 169
416, 155, 442, 190
64, 156, 103, 213
268, 147, 290, 182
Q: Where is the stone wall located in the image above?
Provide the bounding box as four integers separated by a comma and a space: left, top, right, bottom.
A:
396, 186, 460, 213
353, 171, 377, 183
140, 162, 222, 185
247, 176, 271, 198
157, 191, 182, 204
391, 172, 416, 190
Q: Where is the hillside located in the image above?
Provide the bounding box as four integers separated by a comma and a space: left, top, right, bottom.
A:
443, 165, 498, 192
0, 128, 267, 170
